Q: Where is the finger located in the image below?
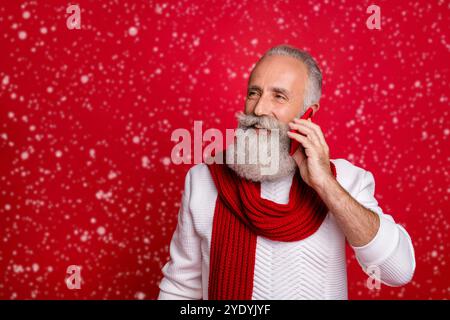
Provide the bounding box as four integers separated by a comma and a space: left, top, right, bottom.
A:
292, 144, 306, 164
287, 130, 323, 159
287, 130, 316, 152
289, 121, 321, 146
294, 118, 327, 147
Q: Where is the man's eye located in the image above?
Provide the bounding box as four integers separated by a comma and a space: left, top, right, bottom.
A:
248, 92, 257, 97
275, 95, 286, 100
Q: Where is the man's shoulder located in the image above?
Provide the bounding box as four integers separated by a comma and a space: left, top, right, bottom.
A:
330, 158, 368, 194
184, 163, 216, 194
187, 162, 211, 180
183, 163, 218, 216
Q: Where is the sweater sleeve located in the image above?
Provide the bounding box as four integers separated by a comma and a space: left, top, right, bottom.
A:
350, 169, 416, 287
157, 169, 203, 300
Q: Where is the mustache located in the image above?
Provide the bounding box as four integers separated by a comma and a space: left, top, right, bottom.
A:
235, 112, 289, 132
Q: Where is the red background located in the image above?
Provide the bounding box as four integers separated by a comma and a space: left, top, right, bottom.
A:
0, 0, 448, 299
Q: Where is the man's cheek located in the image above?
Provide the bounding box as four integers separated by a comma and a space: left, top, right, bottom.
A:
278, 104, 301, 124
245, 100, 258, 113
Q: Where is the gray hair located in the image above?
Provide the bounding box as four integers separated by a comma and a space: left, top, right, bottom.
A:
258, 45, 322, 112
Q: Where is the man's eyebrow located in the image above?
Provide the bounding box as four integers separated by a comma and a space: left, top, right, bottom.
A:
270, 86, 291, 97
247, 85, 291, 97
247, 85, 262, 92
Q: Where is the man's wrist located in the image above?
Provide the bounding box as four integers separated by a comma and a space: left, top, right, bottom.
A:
313, 173, 341, 199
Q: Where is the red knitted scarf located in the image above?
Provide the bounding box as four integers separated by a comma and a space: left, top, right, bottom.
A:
206, 159, 337, 300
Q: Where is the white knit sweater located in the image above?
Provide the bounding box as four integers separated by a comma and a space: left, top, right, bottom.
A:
157, 159, 416, 300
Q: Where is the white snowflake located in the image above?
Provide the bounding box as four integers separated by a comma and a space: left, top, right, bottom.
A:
32, 263, 39, 272
141, 156, 150, 168
80, 75, 89, 84
135, 292, 146, 300
18, 31, 27, 40
161, 157, 171, 166
128, 26, 138, 37
108, 171, 117, 180
96, 226, 106, 235
132, 136, 140, 144
2, 75, 9, 85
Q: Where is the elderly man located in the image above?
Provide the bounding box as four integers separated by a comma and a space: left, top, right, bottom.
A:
157, 45, 415, 300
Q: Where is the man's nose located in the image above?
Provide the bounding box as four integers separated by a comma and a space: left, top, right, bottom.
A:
253, 95, 272, 117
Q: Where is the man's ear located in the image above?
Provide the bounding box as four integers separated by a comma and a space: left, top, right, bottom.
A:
296, 103, 320, 118
310, 103, 320, 116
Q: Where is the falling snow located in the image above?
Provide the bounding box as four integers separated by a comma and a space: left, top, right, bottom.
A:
96, 226, 106, 235
128, 26, 138, 37
0, 0, 448, 301
18, 30, 27, 40
80, 75, 89, 84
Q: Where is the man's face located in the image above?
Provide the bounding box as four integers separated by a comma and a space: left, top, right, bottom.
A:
245, 55, 309, 124
224, 55, 310, 182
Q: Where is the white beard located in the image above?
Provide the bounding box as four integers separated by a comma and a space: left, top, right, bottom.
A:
225, 112, 297, 182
